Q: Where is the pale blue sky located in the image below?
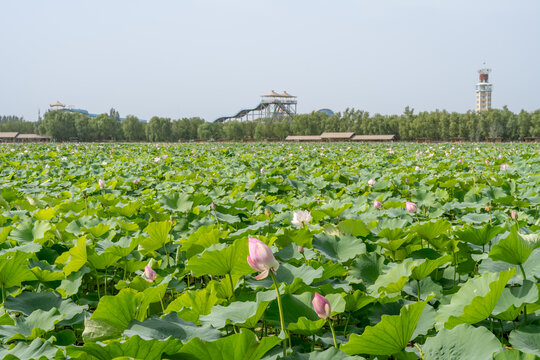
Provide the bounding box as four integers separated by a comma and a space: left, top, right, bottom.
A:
1, 1, 538, 122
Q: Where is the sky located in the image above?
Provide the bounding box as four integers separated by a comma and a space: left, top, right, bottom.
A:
1, 1, 539, 122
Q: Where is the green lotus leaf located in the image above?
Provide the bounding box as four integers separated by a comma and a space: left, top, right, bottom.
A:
509, 325, 540, 357
489, 227, 540, 266
460, 213, 491, 225
492, 280, 539, 320
29, 260, 65, 282
99, 236, 139, 257
341, 299, 429, 356
0, 251, 37, 288
410, 253, 452, 281
0, 338, 61, 360
57, 266, 90, 298
200, 291, 276, 329
4, 291, 87, 323
368, 258, 418, 296
312, 233, 366, 262
344, 290, 375, 312
9, 220, 52, 243
124, 313, 221, 342
175, 329, 280, 360
348, 253, 384, 285
435, 269, 515, 330
180, 225, 223, 259
32, 208, 56, 221
159, 193, 194, 212
82, 288, 145, 342
422, 323, 502, 360
454, 224, 505, 247
87, 248, 121, 270
288, 317, 326, 336
55, 237, 87, 276
187, 238, 253, 277
338, 219, 371, 237
265, 292, 320, 326
165, 285, 224, 323
411, 219, 451, 241
494, 350, 539, 360
0, 308, 63, 342
67, 334, 183, 360
140, 221, 172, 252
281, 347, 361, 359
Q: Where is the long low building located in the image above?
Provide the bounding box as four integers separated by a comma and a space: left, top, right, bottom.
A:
285, 132, 397, 142
320, 132, 355, 141
285, 135, 322, 142
0, 132, 51, 143
351, 134, 396, 142
16, 134, 52, 142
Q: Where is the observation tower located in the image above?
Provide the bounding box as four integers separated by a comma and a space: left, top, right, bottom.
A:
214, 91, 297, 123
476, 68, 492, 112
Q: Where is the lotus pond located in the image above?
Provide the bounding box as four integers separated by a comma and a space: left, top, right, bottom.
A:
0, 142, 539, 359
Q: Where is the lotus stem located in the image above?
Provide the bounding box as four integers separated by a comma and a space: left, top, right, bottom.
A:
519, 264, 527, 281
228, 272, 235, 300
413, 343, 426, 360
343, 312, 351, 336
329, 319, 339, 349
417, 279, 421, 301
270, 271, 289, 356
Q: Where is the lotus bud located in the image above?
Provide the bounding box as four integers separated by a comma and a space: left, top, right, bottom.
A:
264, 208, 272, 217
312, 292, 331, 319
510, 210, 518, 220
144, 265, 157, 282
374, 200, 382, 209
260, 167, 265, 174
210, 202, 215, 210
500, 164, 509, 171
247, 237, 279, 280
298, 245, 304, 253
368, 178, 375, 186
406, 201, 417, 213
133, 179, 139, 185
98, 178, 105, 189
485, 205, 493, 212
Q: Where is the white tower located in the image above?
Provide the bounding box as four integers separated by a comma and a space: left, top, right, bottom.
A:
476, 68, 492, 112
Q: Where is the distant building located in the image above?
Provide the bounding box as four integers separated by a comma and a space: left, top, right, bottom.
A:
476, 68, 493, 112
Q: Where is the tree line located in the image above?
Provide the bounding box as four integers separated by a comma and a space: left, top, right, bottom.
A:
2, 107, 540, 142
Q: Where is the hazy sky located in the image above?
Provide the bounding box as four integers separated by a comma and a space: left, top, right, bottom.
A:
1, 1, 539, 122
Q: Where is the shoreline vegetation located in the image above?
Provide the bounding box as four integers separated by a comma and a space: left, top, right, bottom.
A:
1, 106, 540, 142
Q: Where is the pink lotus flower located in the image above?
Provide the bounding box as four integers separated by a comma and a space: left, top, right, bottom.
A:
144, 265, 157, 282
98, 179, 105, 189
500, 164, 509, 171
368, 179, 375, 186
133, 179, 139, 185
312, 292, 331, 319
292, 210, 312, 227
485, 159, 490, 165
247, 237, 279, 280
374, 200, 382, 209
260, 168, 265, 174
415, 166, 421, 171
406, 201, 417, 213
510, 210, 518, 220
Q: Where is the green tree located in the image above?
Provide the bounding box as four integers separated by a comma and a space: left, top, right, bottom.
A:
122, 116, 145, 141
